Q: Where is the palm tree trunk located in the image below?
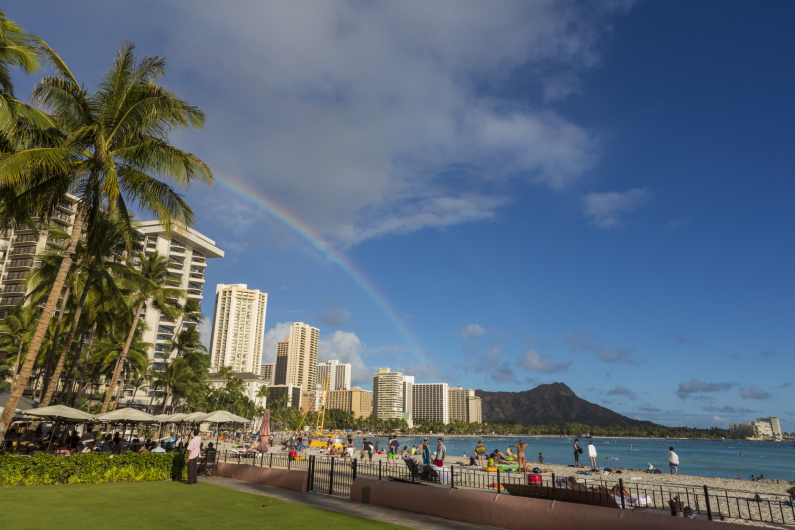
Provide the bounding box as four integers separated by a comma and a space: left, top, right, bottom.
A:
10, 339, 21, 387
38, 286, 71, 401
40, 273, 93, 407
112, 368, 125, 411
147, 382, 159, 412
0, 198, 86, 436
101, 299, 144, 413
57, 332, 85, 405
75, 320, 97, 409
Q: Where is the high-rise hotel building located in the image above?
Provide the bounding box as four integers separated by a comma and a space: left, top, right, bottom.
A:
326, 387, 372, 419
137, 221, 224, 371
273, 322, 319, 391
412, 383, 450, 425
448, 386, 482, 423
317, 359, 352, 391
208, 284, 268, 374
0, 193, 80, 319
371, 368, 404, 420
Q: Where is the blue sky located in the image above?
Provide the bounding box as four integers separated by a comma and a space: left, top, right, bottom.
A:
9, 1, 793, 429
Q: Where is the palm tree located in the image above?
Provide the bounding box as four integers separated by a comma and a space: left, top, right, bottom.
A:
0, 304, 38, 386
0, 11, 53, 134
101, 250, 181, 413
93, 321, 151, 411
36, 213, 129, 407
0, 40, 213, 434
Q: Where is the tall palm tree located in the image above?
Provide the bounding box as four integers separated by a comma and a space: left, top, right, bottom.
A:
0, 304, 38, 386
0, 11, 53, 134
101, 250, 181, 413
0, 40, 213, 434
93, 321, 151, 411
36, 214, 129, 407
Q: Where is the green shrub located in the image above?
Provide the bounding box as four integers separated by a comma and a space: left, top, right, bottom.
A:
0, 452, 186, 487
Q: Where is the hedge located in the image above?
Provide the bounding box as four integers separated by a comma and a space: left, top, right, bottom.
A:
0, 452, 187, 487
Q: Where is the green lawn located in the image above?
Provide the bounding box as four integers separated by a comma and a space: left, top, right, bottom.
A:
0, 481, 406, 530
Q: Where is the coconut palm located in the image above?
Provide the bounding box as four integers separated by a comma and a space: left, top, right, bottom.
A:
0, 11, 53, 134
0, 40, 212, 434
101, 250, 182, 412
0, 304, 38, 386
35, 213, 130, 407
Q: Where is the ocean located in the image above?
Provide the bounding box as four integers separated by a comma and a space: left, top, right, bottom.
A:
360, 436, 795, 481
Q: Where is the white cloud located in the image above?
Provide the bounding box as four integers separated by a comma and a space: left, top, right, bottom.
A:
320, 330, 371, 385
261, 322, 294, 364
461, 324, 487, 338
739, 387, 771, 401
520, 350, 571, 373
133, 1, 633, 245
582, 188, 652, 228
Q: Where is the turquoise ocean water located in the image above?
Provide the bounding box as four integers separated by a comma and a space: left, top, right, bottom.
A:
361, 436, 795, 481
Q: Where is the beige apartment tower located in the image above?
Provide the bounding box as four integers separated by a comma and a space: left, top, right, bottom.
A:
448, 386, 482, 424
326, 387, 372, 419
371, 368, 404, 420
273, 322, 319, 392
209, 284, 268, 374
0, 193, 80, 319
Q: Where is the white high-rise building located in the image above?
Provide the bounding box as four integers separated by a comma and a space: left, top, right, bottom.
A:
0, 193, 80, 319
208, 284, 268, 374
402, 375, 414, 427
412, 383, 450, 425
136, 222, 224, 371
371, 368, 403, 420
317, 360, 352, 391
448, 386, 482, 424
272, 322, 319, 392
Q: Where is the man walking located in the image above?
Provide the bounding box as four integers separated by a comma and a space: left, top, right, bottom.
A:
434, 438, 447, 467
587, 440, 597, 469
361, 438, 372, 464
668, 446, 679, 475
388, 435, 400, 468
186, 428, 202, 484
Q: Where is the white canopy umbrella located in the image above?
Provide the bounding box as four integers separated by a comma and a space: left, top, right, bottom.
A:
167, 413, 188, 422
95, 408, 157, 424
203, 410, 251, 424
23, 405, 95, 422
182, 411, 210, 422
153, 413, 175, 422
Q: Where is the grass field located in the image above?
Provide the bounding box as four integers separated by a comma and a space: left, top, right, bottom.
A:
0, 481, 407, 529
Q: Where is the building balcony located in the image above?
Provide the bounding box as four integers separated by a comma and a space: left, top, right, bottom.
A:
6, 258, 34, 269
0, 295, 24, 307
9, 246, 36, 257
46, 236, 67, 247
169, 246, 186, 255
186, 291, 203, 300
13, 234, 37, 243
1, 284, 27, 294
3, 271, 28, 282
51, 211, 73, 223
189, 273, 205, 283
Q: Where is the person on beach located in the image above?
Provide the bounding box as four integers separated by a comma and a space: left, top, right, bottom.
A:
388, 436, 400, 468
422, 441, 431, 465
434, 438, 447, 467
538, 452, 544, 464
186, 428, 202, 485
361, 438, 372, 464
587, 441, 597, 469
574, 438, 582, 467
510, 440, 527, 472
374, 439, 380, 453
668, 446, 679, 475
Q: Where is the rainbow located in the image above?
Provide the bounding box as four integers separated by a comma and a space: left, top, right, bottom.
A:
215, 174, 423, 355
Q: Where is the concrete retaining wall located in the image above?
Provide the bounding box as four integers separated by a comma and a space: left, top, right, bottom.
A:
349, 478, 748, 530
216, 462, 308, 492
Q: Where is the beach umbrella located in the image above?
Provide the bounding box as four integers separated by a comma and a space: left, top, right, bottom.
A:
23, 405, 95, 422
182, 411, 210, 422
203, 410, 250, 424
154, 413, 174, 422
95, 408, 157, 424
167, 413, 188, 422
256, 409, 270, 452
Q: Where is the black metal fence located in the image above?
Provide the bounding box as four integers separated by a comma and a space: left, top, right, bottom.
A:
216, 451, 795, 525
